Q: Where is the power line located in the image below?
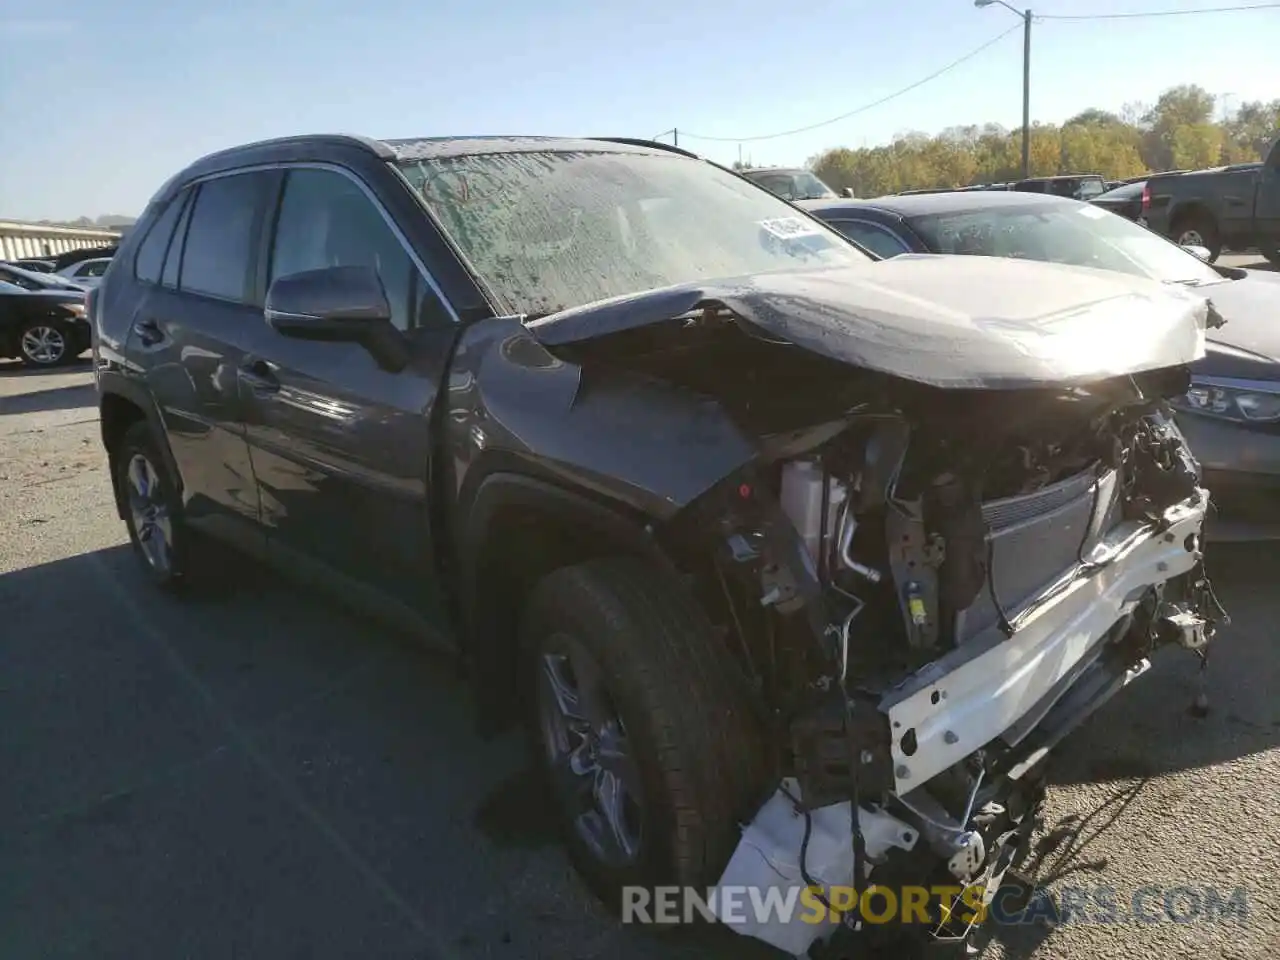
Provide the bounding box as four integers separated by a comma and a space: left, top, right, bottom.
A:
673, 23, 1022, 144
1039, 2, 1280, 21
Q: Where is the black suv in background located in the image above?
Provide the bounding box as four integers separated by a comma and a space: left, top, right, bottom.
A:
92, 133, 1219, 954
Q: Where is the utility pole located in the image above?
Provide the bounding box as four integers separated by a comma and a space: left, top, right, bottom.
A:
976, 1, 1032, 180
1021, 8, 1031, 179
673, 128, 679, 147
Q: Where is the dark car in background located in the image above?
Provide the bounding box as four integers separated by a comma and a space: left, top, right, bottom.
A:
0, 263, 90, 367
800, 190, 1280, 537
1090, 179, 1149, 222
1011, 173, 1107, 200
1142, 134, 1280, 263
740, 166, 840, 200
49, 244, 118, 272
7, 258, 56, 273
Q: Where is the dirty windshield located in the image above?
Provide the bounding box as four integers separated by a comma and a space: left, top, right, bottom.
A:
399, 150, 869, 317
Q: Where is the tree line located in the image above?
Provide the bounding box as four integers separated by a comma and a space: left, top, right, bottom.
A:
790, 85, 1278, 198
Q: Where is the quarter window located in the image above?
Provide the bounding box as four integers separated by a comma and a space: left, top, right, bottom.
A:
161, 191, 193, 289
133, 195, 185, 284
180, 173, 268, 302
269, 168, 432, 331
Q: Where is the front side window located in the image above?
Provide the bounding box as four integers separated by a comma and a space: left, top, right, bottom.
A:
400, 150, 870, 318
826, 219, 911, 259
79, 260, 110, 277
180, 173, 267, 302
269, 168, 428, 331
907, 202, 1222, 285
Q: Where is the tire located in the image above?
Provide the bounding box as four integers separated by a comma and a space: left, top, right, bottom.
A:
1171, 212, 1222, 263
113, 421, 194, 590
521, 557, 770, 913
18, 318, 73, 368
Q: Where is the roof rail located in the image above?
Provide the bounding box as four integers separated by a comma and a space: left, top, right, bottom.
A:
590, 137, 701, 160
192, 133, 394, 166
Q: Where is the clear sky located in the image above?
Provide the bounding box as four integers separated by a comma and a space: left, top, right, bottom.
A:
1, 0, 1276, 221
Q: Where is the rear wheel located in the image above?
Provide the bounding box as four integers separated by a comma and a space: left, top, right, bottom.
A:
18, 319, 72, 368
521, 557, 769, 912
1171, 213, 1222, 262
113, 421, 194, 590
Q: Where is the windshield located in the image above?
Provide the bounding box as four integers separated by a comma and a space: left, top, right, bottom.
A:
400, 150, 869, 316
788, 171, 839, 200
1073, 179, 1106, 200
0, 264, 82, 291
907, 201, 1222, 286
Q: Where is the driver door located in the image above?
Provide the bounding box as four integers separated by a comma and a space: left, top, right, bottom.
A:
237, 165, 457, 627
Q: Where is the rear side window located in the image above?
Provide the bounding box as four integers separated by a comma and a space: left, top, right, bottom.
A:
80, 260, 110, 277
180, 173, 269, 302
133, 197, 185, 284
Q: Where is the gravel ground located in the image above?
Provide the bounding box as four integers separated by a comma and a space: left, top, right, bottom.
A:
1, 352, 1277, 960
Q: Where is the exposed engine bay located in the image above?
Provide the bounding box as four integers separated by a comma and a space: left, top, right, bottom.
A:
552, 305, 1226, 957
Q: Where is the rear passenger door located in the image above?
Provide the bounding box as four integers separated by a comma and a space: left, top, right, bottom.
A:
237, 164, 457, 629
131, 170, 280, 554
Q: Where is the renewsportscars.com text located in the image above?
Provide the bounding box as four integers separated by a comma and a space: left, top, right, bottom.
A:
622, 883, 1251, 927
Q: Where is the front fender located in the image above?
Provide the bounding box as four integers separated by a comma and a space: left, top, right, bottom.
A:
445, 315, 757, 521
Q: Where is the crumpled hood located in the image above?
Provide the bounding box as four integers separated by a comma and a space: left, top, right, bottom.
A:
529, 255, 1209, 389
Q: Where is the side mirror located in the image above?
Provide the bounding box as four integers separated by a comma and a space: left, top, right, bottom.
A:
841, 187, 856, 198
264, 264, 408, 371
1181, 244, 1212, 262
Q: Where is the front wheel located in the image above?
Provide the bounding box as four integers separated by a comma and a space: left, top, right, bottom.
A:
521, 557, 769, 912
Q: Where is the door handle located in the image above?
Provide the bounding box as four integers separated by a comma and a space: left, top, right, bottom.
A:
133, 316, 165, 347
239, 357, 280, 394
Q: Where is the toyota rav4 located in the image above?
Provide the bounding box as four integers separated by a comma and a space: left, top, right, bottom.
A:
92, 134, 1223, 956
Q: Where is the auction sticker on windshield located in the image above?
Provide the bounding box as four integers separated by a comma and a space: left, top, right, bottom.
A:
758, 217, 826, 240
1078, 205, 1108, 219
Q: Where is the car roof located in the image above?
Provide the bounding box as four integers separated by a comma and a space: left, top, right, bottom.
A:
799, 190, 1083, 219
153, 134, 697, 204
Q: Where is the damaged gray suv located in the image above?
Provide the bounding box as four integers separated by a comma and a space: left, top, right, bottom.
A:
92, 134, 1223, 956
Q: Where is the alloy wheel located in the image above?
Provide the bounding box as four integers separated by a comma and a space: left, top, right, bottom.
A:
20, 325, 66, 365
126, 453, 174, 575
537, 635, 645, 868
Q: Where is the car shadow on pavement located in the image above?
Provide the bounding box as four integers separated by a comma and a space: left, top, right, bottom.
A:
0, 380, 97, 416
0, 543, 776, 960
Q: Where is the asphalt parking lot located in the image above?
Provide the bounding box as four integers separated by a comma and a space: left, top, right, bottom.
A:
2, 257, 1277, 960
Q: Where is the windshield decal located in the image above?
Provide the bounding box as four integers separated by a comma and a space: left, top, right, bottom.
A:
758, 217, 826, 240
1077, 205, 1108, 219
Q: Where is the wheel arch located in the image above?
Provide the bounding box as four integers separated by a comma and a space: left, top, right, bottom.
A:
98, 374, 182, 520
457, 471, 686, 736
1168, 200, 1218, 235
